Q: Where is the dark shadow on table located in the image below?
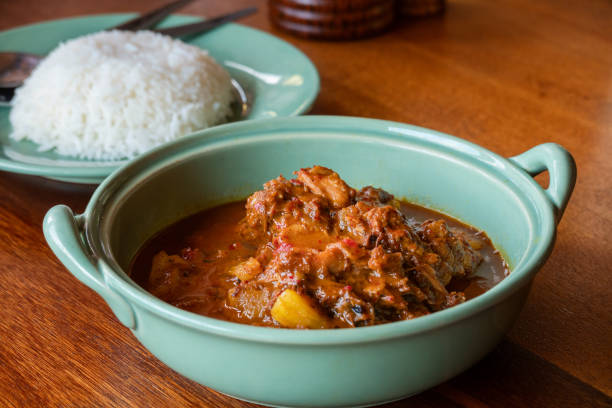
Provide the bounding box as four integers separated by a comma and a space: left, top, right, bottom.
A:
381, 340, 611, 408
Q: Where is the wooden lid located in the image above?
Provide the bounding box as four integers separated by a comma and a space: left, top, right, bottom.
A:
272, 0, 393, 12
269, 0, 395, 40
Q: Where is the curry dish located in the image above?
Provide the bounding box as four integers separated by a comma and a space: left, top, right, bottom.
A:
131, 166, 508, 328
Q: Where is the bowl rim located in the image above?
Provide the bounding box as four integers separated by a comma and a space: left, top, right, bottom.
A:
84, 115, 557, 345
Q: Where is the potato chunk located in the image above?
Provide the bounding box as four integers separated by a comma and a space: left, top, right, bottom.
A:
271, 289, 329, 329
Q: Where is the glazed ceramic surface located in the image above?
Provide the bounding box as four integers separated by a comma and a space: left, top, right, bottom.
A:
44, 116, 576, 408
0, 14, 319, 184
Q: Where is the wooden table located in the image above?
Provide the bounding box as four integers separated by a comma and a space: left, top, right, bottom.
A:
1, 0, 610, 406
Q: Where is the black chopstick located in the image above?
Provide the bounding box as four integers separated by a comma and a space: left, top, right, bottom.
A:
112, 0, 195, 31
154, 7, 257, 38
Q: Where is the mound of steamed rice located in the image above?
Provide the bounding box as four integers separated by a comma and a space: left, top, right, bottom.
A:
9, 30, 235, 160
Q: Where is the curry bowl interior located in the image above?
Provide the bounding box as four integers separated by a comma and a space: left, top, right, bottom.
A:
87, 117, 553, 332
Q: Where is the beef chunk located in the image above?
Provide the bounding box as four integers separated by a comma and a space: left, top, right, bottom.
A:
418, 220, 482, 285
242, 175, 332, 244
309, 279, 375, 327
337, 201, 425, 253
364, 246, 428, 313
316, 244, 350, 277
356, 186, 396, 207
295, 166, 355, 209
410, 264, 449, 309
148, 250, 205, 301
336, 202, 375, 246
259, 246, 317, 287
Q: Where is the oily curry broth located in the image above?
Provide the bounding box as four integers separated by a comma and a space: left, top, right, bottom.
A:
130, 200, 508, 327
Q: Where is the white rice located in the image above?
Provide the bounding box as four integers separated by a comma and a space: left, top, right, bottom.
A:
9, 30, 235, 160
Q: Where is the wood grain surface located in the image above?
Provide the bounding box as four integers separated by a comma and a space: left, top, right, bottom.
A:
1, 0, 611, 407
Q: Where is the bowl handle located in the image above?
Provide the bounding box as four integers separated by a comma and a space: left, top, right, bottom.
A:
43, 205, 136, 329
509, 143, 577, 223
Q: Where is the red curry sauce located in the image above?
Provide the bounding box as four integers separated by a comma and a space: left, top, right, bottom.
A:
131, 167, 508, 328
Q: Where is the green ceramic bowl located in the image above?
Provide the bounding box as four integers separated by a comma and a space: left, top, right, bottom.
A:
43, 116, 576, 408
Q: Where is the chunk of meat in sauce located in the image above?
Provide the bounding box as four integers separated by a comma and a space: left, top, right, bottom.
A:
241, 174, 333, 247
417, 219, 482, 285
295, 165, 355, 209
142, 166, 494, 329
148, 249, 206, 301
